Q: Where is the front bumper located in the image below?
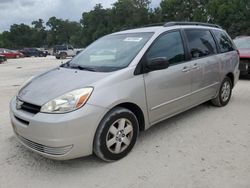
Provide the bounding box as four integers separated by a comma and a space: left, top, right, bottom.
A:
10, 97, 108, 160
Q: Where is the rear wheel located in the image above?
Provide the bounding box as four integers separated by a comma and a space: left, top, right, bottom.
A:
94, 107, 139, 162
60, 53, 67, 59
211, 76, 232, 107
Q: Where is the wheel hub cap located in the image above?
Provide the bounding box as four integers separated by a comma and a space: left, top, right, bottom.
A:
221, 81, 231, 102
106, 118, 133, 154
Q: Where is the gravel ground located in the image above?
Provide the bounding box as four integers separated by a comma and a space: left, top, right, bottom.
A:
0, 56, 249, 188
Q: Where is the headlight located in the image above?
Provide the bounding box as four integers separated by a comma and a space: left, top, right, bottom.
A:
41, 87, 93, 113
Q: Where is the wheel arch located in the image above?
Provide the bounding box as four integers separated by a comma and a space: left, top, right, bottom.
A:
226, 72, 234, 87
111, 102, 146, 131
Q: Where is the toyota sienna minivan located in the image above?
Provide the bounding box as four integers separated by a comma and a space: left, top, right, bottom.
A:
10, 22, 239, 161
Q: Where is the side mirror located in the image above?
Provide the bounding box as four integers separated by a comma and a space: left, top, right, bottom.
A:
145, 57, 169, 72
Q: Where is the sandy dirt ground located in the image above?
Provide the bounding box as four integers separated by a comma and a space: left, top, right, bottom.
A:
0, 56, 249, 188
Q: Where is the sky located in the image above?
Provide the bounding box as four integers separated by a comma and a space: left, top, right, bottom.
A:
0, 0, 161, 32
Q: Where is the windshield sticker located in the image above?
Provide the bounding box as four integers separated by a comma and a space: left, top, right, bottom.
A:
124, 37, 143, 42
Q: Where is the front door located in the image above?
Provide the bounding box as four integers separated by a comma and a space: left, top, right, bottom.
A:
143, 31, 193, 124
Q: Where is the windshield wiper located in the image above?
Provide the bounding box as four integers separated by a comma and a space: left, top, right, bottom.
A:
70, 65, 97, 72
60, 61, 70, 68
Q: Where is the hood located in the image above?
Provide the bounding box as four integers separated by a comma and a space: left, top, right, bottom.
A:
18, 67, 111, 106
238, 48, 250, 58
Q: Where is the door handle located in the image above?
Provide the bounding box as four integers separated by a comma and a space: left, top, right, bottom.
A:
182, 66, 190, 72
192, 63, 200, 70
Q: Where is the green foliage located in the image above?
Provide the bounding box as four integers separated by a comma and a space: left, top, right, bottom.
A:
160, 0, 209, 22
80, 1, 151, 46
80, 4, 112, 46
111, 0, 151, 29
46, 17, 82, 47
0, 0, 249, 49
207, 0, 250, 37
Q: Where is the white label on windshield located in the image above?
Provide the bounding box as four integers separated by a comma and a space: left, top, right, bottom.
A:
124, 37, 143, 42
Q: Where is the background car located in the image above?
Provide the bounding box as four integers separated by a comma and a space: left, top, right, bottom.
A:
53, 45, 76, 59
37, 48, 51, 56
0, 54, 7, 63
234, 36, 250, 76
0, 48, 24, 58
20, 48, 47, 57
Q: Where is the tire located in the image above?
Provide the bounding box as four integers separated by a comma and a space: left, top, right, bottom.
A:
211, 76, 232, 107
93, 107, 139, 162
60, 53, 67, 59
56, 56, 60, 59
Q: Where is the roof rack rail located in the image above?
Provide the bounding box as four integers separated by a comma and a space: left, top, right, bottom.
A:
164, 22, 222, 29
142, 22, 166, 27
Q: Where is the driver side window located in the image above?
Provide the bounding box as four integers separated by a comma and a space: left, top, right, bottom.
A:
147, 31, 185, 65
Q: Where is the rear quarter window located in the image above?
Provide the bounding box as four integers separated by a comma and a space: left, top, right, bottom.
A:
213, 30, 235, 53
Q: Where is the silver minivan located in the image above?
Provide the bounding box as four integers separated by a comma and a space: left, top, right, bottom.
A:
10, 22, 239, 161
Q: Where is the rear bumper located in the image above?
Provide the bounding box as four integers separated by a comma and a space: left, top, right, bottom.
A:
10, 97, 108, 160
239, 59, 250, 75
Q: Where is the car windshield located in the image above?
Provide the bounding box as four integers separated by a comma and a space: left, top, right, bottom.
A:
67, 32, 153, 72
234, 37, 250, 49
55, 46, 67, 51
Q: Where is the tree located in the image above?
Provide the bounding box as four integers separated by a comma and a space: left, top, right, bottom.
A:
207, 0, 250, 37
80, 4, 112, 46
0, 32, 12, 48
31, 19, 47, 47
111, 0, 151, 30
7, 24, 36, 48
1, 0, 250, 49
160, 0, 209, 22
46, 17, 82, 47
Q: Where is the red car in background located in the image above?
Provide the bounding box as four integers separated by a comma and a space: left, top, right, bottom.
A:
0, 48, 24, 58
233, 36, 250, 76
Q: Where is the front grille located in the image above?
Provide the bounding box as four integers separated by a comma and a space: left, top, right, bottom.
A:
17, 134, 73, 155
21, 101, 41, 114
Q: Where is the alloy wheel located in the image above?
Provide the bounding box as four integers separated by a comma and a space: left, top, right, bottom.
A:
106, 118, 133, 154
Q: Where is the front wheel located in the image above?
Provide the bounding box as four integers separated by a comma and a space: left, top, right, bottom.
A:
93, 107, 139, 162
211, 76, 232, 107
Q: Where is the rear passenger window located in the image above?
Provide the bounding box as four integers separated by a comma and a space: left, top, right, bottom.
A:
213, 30, 234, 53
185, 29, 217, 58
147, 31, 185, 65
